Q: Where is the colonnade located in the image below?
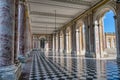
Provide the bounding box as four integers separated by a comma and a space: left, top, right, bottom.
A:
52, 22, 86, 57
32, 35, 53, 52
0, 0, 120, 80
52, 1, 120, 59
105, 33, 116, 48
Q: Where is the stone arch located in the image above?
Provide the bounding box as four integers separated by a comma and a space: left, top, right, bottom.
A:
38, 36, 46, 49
39, 35, 46, 40
94, 3, 116, 21
66, 26, 71, 33
93, 3, 116, 58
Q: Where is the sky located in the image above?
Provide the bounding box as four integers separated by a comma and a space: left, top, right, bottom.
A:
103, 10, 115, 33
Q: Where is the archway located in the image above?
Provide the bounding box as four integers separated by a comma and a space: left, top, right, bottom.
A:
40, 38, 45, 49
103, 10, 116, 58
94, 5, 116, 58
39, 36, 46, 51
76, 20, 86, 56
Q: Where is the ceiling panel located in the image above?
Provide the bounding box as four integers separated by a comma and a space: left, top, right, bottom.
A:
27, 0, 101, 34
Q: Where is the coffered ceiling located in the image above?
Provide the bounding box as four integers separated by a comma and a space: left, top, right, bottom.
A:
27, 0, 101, 34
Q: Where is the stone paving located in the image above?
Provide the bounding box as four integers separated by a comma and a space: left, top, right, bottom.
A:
29, 51, 120, 80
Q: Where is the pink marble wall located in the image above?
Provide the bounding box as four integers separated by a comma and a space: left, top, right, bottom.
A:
0, 0, 15, 66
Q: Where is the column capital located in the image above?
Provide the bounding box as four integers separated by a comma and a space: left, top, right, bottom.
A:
76, 30, 80, 33
94, 21, 99, 27
66, 33, 69, 36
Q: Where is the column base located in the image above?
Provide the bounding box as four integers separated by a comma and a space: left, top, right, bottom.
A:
85, 52, 96, 58
63, 50, 67, 56
0, 64, 22, 80
18, 55, 26, 63
71, 50, 77, 57
96, 52, 100, 59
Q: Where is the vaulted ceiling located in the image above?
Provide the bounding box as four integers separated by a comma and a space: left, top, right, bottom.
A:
27, 0, 101, 34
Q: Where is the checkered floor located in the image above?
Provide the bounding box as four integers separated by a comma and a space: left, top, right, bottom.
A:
29, 51, 120, 80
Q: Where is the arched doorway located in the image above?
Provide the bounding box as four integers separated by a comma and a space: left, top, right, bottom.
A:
40, 38, 45, 49
94, 6, 116, 58
103, 10, 116, 58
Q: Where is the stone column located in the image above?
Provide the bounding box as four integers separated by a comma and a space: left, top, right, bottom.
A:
81, 25, 86, 56
48, 35, 52, 52
53, 34, 56, 56
71, 22, 77, 57
63, 29, 66, 56
79, 26, 82, 53
99, 18, 105, 55
56, 34, 58, 56
94, 21, 100, 58
0, 0, 17, 80
76, 29, 80, 56
52, 35, 54, 52
116, 1, 120, 61
58, 32, 60, 56
60, 33, 64, 56
14, 0, 19, 63
33, 39, 35, 49
69, 30, 71, 54
17, 0, 26, 62
66, 33, 69, 54
89, 14, 95, 57
84, 17, 90, 57
84, 14, 95, 58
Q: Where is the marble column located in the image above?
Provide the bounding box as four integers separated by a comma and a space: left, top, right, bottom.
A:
58, 33, 60, 56
82, 25, 86, 55
0, 0, 17, 80
84, 15, 95, 57
56, 34, 58, 56
14, 0, 19, 63
60, 34, 63, 53
48, 35, 52, 52
80, 26, 86, 55
79, 26, 82, 53
66, 33, 69, 54
99, 18, 105, 55
89, 14, 95, 57
84, 20, 90, 57
17, 0, 26, 62
116, 1, 120, 61
52, 34, 55, 52
71, 22, 77, 57
94, 21, 100, 58
76, 29, 80, 56
63, 29, 66, 55
53, 34, 56, 56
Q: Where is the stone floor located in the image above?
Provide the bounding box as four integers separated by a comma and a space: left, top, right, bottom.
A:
29, 51, 120, 80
